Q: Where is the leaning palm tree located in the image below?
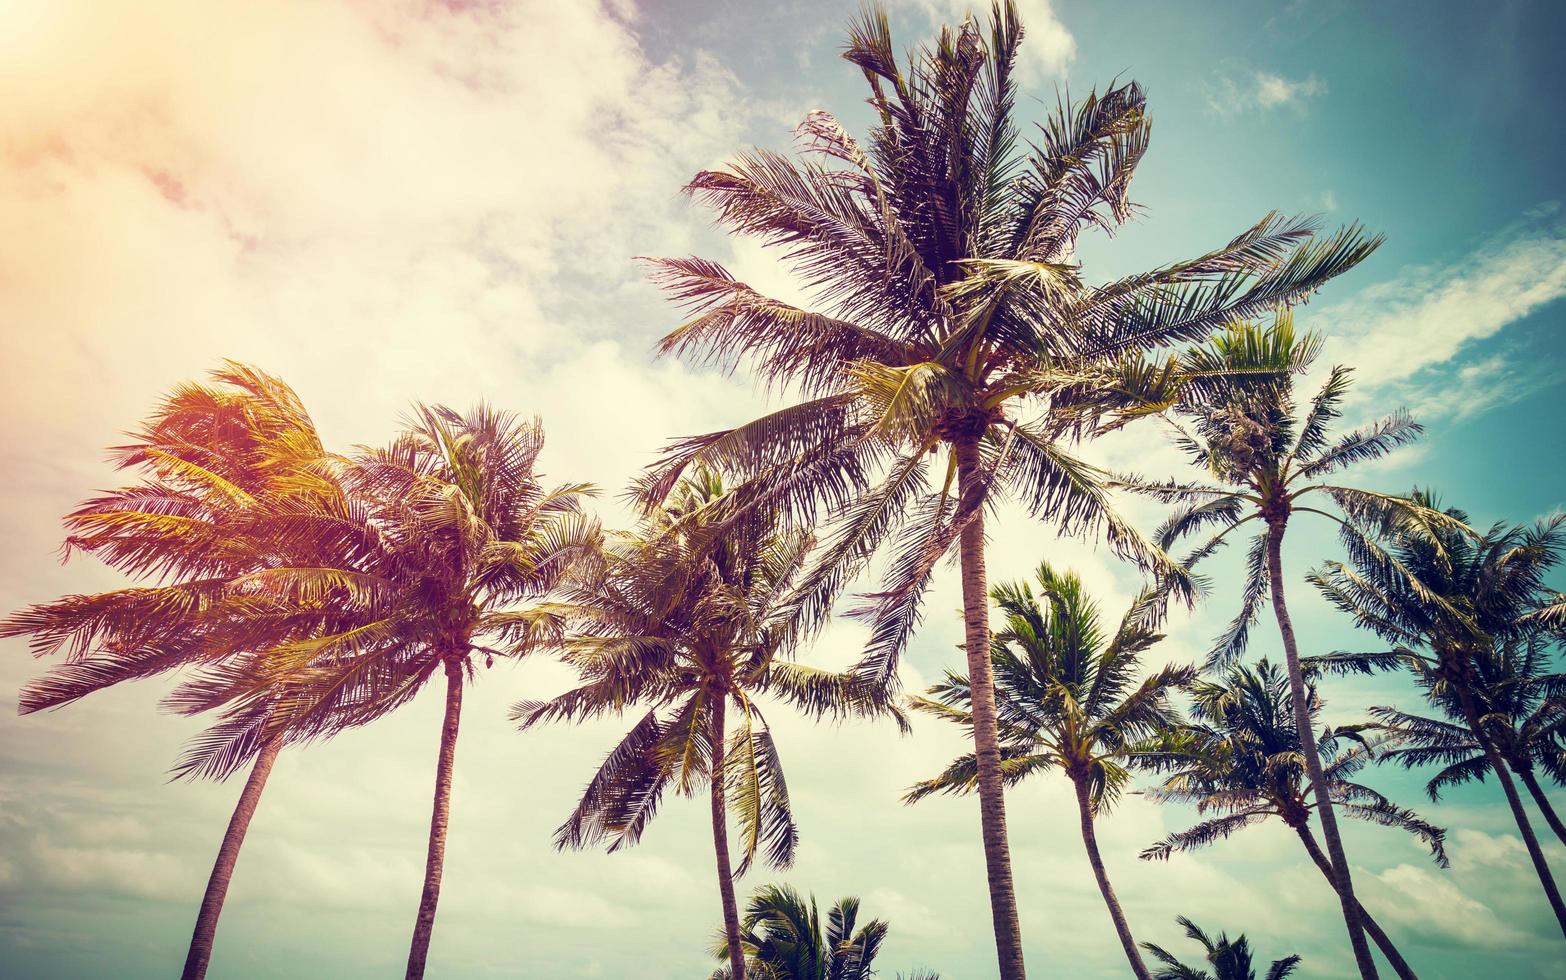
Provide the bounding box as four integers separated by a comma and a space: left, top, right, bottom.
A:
1136, 661, 1439, 980
905, 563, 1192, 980
1141, 917, 1300, 980
638, 6, 1380, 973
707, 883, 940, 980
1366, 635, 1566, 846
1116, 319, 1455, 978
518, 471, 890, 980
0, 364, 355, 980
1308, 497, 1566, 935
200, 405, 601, 979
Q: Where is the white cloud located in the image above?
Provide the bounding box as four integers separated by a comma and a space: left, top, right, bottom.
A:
1301, 214, 1566, 421
898, 0, 1075, 83
1205, 69, 1326, 116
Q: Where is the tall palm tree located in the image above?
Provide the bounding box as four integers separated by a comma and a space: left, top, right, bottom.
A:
905, 563, 1192, 980
0, 364, 355, 980
638, 6, 1380, 973
1308, 497, 1566, 935
517, 471, 890, 980
708, 883, 940, 980
1116, 320, 1454, 978
200, 405, 601, 979
1136, 661, 1440, 980
1141, 917, 1300, 980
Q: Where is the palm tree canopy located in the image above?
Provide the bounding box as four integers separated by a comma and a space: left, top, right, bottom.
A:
707, 884, 900, 980
1115, 318, 1459, 668
638, 1, 1381, 689
0, 363, 352, 778
906, 562, 1193, 812
1141, 916, 1301, 980
1135, 660, 1448, 866
1304, 493, 1566, 791
168, 404, 601, 777
518, 470, 892, 874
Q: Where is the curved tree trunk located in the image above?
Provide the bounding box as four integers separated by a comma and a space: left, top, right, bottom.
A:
1455, 687, 1566, 938
1518, 767, 1566, 849
180, 735, 284, 980
1072, 778, 1150, 980
1265, 519, 1379, 979
405, 657, 466, 979
1296, 826, 1419, 980
955, 437, 1027, 980
709, 694, 746, 980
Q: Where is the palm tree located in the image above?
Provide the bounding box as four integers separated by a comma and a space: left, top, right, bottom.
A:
638, 6, 1381, 973
905, 563, 1192, 980
1136, 661, 1440, 980
517, 471, 890, 980
1116, 320, 1454, 978
1308, 496, 1566, 934
199, 405, 601, 979
1141, 917, 1300, 980
1366, 636, 1566, 846
0, 364, 353, 979
707, 883, 940, 980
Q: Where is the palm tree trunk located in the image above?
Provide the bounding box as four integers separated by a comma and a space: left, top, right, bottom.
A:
1265, 518, 1380, 979
1295, 825, 1419, 980
1517, 767, 1566, 848
954, 436, 1027, 980
180, 735, 283, 980
709, 694, 746, 980
1454, 686, 1566, 938
405, 656, 465, 980
1072, 778, 1150, 980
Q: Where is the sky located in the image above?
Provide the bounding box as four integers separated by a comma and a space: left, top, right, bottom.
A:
1, 0, 1564, 977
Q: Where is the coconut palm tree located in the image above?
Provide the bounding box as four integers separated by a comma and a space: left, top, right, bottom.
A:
638, 6, 1381, 973
0, 363, 356, 980
1115, 320, 1456, 978
1365, 636, 1566, 846
1136, 661, 1440, 980
517, 471, 892, 980
905, 563, 1192, 979
1307, 496, 1566, 934
197, 404, 601, 979
1141, 917, 1300, 980
707, 883, 940, 980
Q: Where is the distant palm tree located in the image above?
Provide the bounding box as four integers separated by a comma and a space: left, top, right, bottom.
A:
1308, 495, 1566, 934
205, 405, 601, 979
639, 3, 1380, 972
707, 883, 939, 980
1136, 661, 1437, 980
1116, 319, 1455, 979
518, 471, 890, 980
1141, 917, 1300, 980
906, 564, 1191, 980
0, 364, 350, 980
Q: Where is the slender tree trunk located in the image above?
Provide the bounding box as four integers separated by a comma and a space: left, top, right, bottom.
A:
1295, 826, 1419, 980
1265, 518, 1379, 979
709, 694, 746, 980
954, 436, 1026, 980
1455, 686, 1566, 938
1072, 778, 1150, 980
405, 657, 465, 979
1518, 767, 1566, 848
180, 735, 284, 980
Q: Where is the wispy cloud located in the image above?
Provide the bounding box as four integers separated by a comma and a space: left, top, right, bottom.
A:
1205, 69, 1327, 116
1303, 210, 1566, 421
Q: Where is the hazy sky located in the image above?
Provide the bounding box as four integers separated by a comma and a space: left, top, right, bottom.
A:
2, 1, 1564, 977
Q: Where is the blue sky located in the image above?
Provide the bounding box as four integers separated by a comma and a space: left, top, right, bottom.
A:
0, 1, 1563, 977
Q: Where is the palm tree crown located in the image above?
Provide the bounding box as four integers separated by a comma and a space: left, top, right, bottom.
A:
1141, 917, 1300, 980
709, 884, 902, 980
